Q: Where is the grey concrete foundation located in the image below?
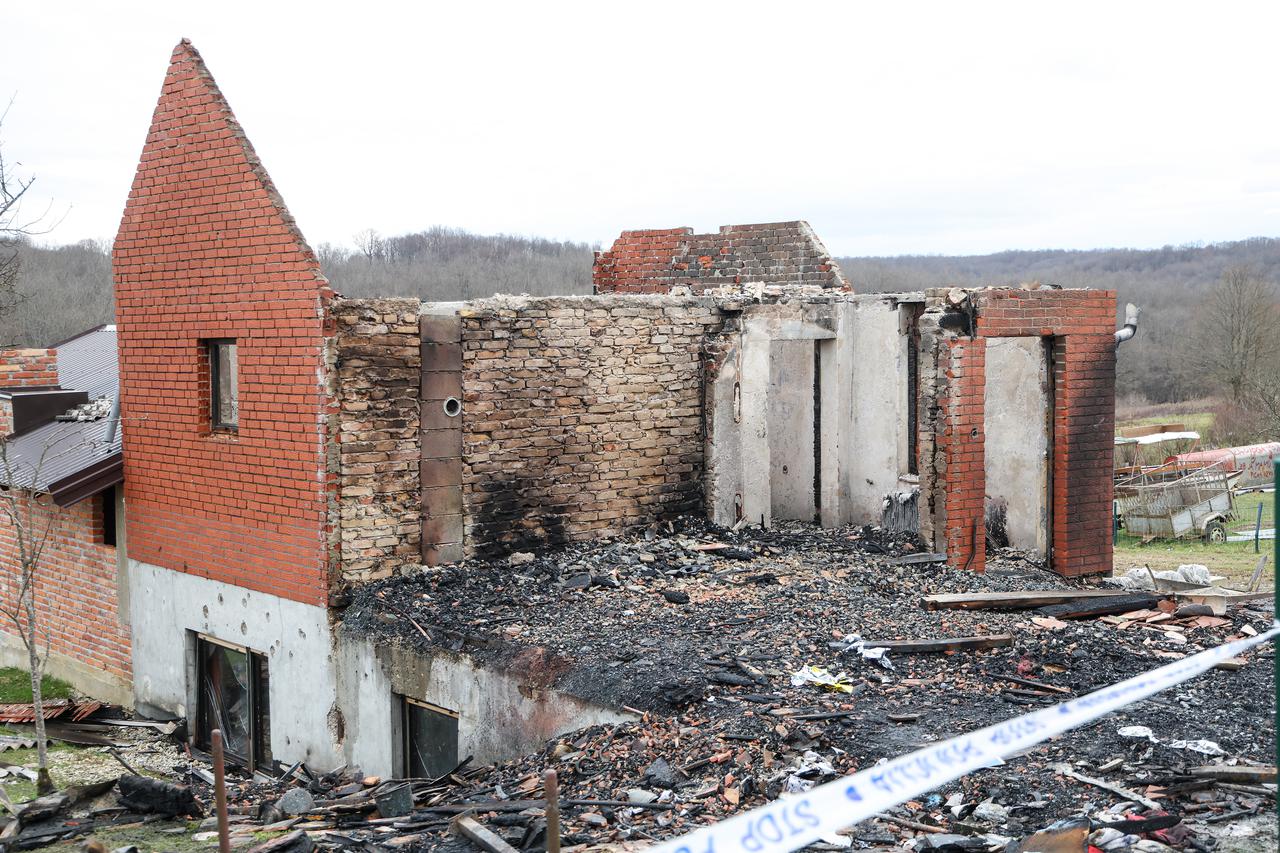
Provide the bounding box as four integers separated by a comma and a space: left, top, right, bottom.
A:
128, 560, 344, 769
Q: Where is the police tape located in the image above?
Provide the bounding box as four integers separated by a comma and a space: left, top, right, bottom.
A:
651, 622, 1280, 853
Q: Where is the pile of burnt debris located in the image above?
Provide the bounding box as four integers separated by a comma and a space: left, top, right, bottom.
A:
8, 520, 1276, 853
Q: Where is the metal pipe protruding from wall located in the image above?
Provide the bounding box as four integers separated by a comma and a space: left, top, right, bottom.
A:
104, 393, 121, 446
1114, 303, 1141, 346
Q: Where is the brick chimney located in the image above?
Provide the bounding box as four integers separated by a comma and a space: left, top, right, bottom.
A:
0, 348, 60, 436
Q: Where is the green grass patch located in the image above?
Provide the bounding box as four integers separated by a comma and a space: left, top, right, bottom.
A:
1114, 532, 1272, 589
0, 667, 74, 704
1117, 410, 1215, 436
33, 822, 223, 853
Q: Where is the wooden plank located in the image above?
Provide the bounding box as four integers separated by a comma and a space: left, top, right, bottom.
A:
887, 552, 948, 566
1037, 594, 1163, 620
1054, 764, 1161, 810
990, 673, 1071, 695
1190, 765, 1277, 784
921, 590, 1130, 611
452, 815, 522, 853
860, 634, 1013, 653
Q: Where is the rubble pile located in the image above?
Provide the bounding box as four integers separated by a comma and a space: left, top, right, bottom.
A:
332, 520, 1275, 851
3, 520, 1272, 852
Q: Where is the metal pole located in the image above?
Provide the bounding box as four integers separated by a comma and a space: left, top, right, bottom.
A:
1273, 457, 1277, 826
544, 769, 560, 853
1255, 500, 1264, 554
211, 729, 232, 853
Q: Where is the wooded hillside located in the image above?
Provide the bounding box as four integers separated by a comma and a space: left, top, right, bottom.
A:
3, 231, 1277, 414
838, 237, 1280, 404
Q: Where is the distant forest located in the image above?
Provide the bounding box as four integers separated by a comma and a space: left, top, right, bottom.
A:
837, 238, 1280, 406
4, 230, 1279, 412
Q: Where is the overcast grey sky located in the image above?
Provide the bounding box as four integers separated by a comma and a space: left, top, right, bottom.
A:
5, 1, 1278, 257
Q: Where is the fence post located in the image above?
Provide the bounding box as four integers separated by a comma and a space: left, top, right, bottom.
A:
1255, 500, 1265, 554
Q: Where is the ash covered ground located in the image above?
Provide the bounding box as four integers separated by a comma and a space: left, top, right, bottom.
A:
334, 519, 1276, 851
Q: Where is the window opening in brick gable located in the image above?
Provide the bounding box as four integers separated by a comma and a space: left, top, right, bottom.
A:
196, 634, 271, 770
206, 340, 239, 430
398, 696, 459, 779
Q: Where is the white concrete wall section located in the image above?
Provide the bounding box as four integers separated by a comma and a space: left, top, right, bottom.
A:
738, 328, 773, 528
846, 298, 911, 524
705, 342, 745, 526
983, 337, 1051, 556
767, 340, 816, 521
337, 637, 631, 778
128, 560, 343, 769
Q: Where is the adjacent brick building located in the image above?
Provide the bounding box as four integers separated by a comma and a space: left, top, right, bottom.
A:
0, 327, 129, 705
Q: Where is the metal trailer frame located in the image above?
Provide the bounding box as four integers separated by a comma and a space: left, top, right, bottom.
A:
1117, 457, 1241, 542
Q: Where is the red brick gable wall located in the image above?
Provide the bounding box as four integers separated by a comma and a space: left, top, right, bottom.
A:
114, 41, 334, 606
0, 492, 130, 682
594, 222, 849, 294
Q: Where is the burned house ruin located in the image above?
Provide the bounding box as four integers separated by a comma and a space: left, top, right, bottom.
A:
0, 40, 1125, 777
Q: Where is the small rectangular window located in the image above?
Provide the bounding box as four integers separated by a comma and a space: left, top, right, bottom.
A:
400, 696, 459, 779
98, 485, 117, 548
196, 635, 271, 770
207, 339, 239, 430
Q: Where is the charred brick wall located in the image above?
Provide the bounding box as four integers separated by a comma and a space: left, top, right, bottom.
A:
331, 299, 422, 584
114, 41, 335, 606
593, 222, 848, 294
930, 288, 1117, 576
0, 491, 130, 683
938, 338, 987, 571
459, 296, 721, 556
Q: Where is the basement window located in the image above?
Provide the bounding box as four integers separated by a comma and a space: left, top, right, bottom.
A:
196, 635, 271, 770
399, 696, 459, 779
207, 339, 239, 430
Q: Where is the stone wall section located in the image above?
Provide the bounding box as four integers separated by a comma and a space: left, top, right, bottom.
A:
332, 299, 422, 584
459, 296, 722, 556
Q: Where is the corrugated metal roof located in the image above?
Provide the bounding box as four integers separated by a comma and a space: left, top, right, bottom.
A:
55, 325, 117, 399
0, 326, 120, 501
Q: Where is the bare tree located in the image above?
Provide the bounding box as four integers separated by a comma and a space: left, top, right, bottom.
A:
1195, 265, 1280, 404
352, 228, 384, 263
0, 100, 59, 324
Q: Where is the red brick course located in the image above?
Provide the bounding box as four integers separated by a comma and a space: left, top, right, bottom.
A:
594, 222, 847, 294
113, 41, 334, 607
0, 349, 61, 435
0, 492, 130, 679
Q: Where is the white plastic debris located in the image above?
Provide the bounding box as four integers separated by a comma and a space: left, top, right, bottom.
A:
1118, 725, 1158, 742
1167, 739, 1226, 755
790, 666, 857, 693
1117, 726, 1225, 755
828, 633, 896, 672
